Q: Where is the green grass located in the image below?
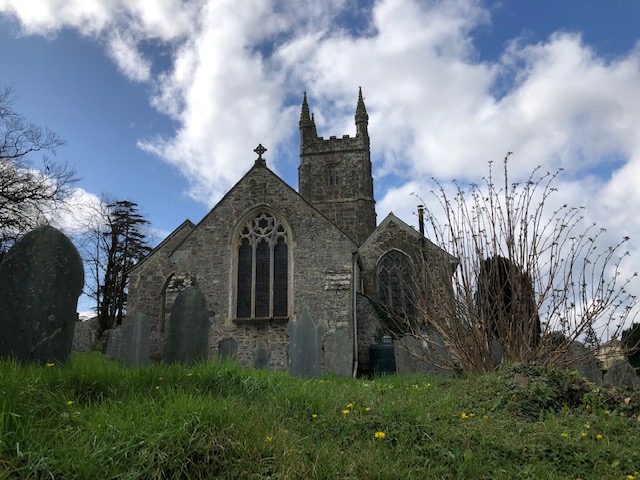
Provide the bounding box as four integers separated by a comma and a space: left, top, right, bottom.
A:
1, 352, 639, 479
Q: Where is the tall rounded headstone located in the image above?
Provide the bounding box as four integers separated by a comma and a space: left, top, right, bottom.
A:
0, 225, 84, 365
164, 286, 210, 364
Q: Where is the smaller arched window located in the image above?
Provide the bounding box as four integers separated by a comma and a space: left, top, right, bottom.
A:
377, 250, 415, 316
236, 212, 290, 319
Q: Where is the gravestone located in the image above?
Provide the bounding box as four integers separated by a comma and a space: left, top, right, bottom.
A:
565, 341, 602, 385
253, 341, 270, 369
72, 317, 100, 352
120, 311, 151, 366
603, 359, 639, 390
324, 327, 352, 376
164, 286, 210, 363
218, 338, 238, 360
288, 307, 324, 377
105, 327, 124, 360
0, 225, 83, 365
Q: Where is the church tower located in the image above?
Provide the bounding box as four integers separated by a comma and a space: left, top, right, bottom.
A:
298, 89, 376, 245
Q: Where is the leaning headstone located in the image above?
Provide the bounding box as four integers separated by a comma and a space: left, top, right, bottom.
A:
288, 307, 324, 377
253, 341, 270, 369
0, 225, 83, 365
218, 338, 238, 360
120, 311, 151, 366
164, 286, 210, 364
603, 359, 639, 390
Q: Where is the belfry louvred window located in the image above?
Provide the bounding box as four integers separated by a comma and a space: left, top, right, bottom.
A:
236, 212, 289, 319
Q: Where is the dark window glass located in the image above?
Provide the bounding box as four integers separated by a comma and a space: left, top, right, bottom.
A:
378, 250, 414, 316
236, 212, 290, 319
255, 239, 270, 317
237, 239, 252, 318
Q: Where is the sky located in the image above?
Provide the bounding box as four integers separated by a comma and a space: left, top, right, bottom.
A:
1, 0, 640, 318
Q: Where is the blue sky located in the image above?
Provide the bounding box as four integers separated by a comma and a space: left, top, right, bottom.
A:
1, 0, 640, 314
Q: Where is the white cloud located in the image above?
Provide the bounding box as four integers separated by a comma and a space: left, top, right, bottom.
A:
2, 0, 640, 320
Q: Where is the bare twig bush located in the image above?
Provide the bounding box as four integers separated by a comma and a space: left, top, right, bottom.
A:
396, 154, 638, 373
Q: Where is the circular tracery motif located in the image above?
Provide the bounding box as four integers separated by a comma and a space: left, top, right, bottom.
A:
239, 212, 288, 242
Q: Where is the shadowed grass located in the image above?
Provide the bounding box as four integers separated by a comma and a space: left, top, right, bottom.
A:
1, 353, 639, 479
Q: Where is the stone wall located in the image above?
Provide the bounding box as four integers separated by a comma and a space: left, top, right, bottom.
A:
299, 95, 376, 245
130, 162, 356, 374
358, 214, 457, 326
127, 220, 194, 360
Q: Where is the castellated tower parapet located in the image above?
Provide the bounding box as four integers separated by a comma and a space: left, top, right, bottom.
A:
298, 88, 376, 245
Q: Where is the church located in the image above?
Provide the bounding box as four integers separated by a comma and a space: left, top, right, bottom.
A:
127, 89, 456, 376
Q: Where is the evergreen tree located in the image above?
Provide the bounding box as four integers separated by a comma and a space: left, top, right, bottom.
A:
96, 200, 151, 334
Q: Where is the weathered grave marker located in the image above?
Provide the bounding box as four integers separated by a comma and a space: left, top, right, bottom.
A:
164, 286, 210, 363
288, 307, 324, 377
0, 226, 83, 365
218, 337, 238, 360
120, 311, 151, 366
253, 341, 270, 369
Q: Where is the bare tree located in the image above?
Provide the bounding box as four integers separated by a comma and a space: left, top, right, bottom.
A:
0, 84, 76, 253
406, 154, 638, 373
76, 197, 152, 335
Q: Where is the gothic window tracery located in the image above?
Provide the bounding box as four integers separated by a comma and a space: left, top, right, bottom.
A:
377, 250, 415, 316
236, 212, 289, 319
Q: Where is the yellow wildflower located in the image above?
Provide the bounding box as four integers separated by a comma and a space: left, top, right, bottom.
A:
374, 431, 385, 439
347, 403, 354, 408
365, 407, 371, 412
266, 436, 273, 442
561, 433, 569, 438
581, 433, 587, 437
46, 363, 55, 367
461, 412, 468, 419
342, 409, 350, 415
627, 475, 635, 480
67, 400, 74, 406
311, 414, 318, 419
155, 385, 160, 390
596, 434, 603, 440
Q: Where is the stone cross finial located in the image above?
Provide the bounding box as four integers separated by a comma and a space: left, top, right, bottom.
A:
254, 144, 267, 160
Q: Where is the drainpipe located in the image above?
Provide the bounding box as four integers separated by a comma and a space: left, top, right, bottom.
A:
417, 205, 425, 249
352, 251, 359, 378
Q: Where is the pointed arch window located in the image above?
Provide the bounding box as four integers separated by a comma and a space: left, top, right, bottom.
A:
377, 250, 415, 316
236, 212, 289, 319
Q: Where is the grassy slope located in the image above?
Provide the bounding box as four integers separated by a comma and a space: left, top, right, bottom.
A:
1, 352, 639, 479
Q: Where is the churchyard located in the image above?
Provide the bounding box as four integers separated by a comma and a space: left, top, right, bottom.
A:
1, 220, 640, 478
1, 352, 640, 478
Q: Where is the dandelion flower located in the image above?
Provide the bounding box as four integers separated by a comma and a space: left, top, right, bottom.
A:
374, 431, 385, 439
311, 414, 318, 419
342, 409, 350, 415
67, 400, 74, 406
347, 403, 354, 408
561, 433, 569, 438
46, 363, 55, 367
581, 433, 587, 437
596, 434, 603, 440
627, 475, 635, 480
266, 436, 273, 442
365, 407, 371, 412
461, 412, 468, 419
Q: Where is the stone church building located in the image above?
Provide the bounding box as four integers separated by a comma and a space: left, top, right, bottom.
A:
128, 89, 455, 376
